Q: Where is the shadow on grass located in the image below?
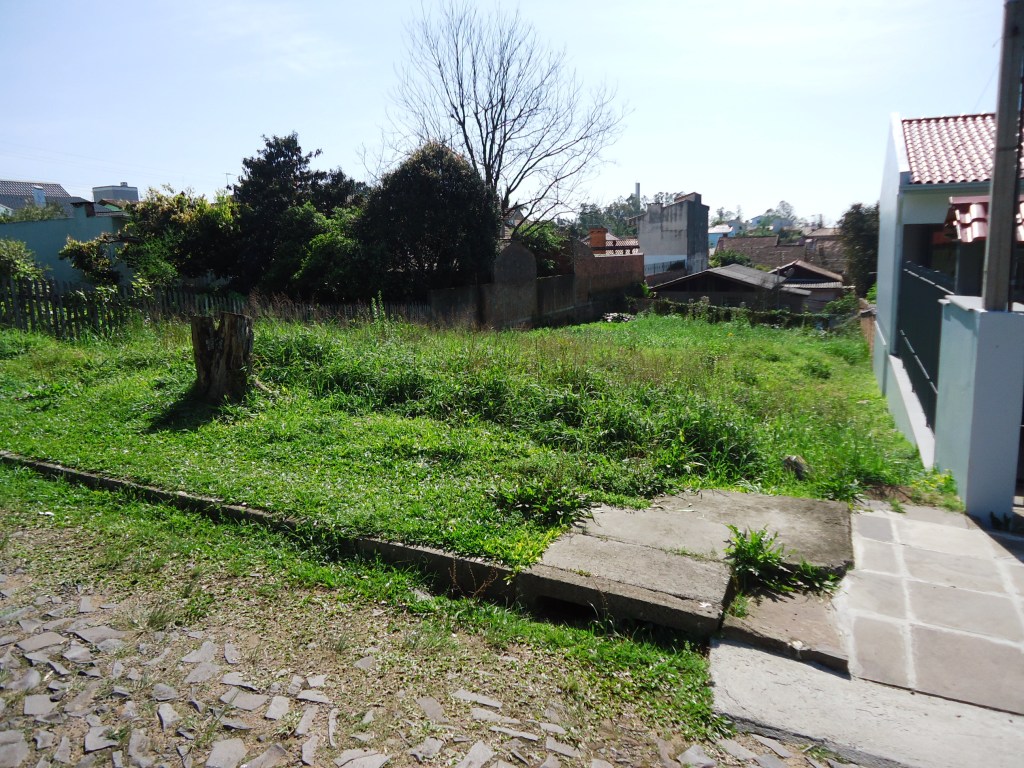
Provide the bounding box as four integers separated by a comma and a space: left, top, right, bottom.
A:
146, 384, 224, 433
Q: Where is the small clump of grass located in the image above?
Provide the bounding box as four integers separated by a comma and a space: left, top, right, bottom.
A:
724, 525, 837, 596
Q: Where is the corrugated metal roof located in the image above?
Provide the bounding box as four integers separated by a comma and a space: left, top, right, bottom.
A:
714, 263, 787, 290
770, 259, 844, 283
944, 195, 1024, 243
902, 114, 1003, 185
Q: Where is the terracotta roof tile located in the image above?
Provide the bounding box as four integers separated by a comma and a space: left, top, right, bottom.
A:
901, 114, 1006, 185
944, 195, 1024, 243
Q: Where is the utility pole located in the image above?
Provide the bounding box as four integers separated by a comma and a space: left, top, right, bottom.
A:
982, 0, 1024, 310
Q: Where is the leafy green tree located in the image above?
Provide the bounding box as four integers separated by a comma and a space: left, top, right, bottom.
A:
0, 239, 47, 280
0, 202, 66, 223
59, 237, 120, 286
838, 202, 879, 297
233, 133, 366, 291
262, 203, 331, 294
573, 194, 643, 237
118, 188, 240, 282
512, 221, 569, 275
709, 249, 752, 268
712, 207, 735, 225
359, 142, 501, 298
297, 206, 379, 301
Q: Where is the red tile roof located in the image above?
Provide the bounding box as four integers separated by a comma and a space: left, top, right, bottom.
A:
944, 195, 1024, 243
902, 114, 1001, 185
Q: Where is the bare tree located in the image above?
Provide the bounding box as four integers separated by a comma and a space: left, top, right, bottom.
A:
392, 1, 625, 229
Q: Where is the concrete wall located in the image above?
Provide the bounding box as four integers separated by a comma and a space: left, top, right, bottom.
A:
637, 194, 709, 273
427, 242, 639, 329
934, 297, 1024, 517
574, 246, 643, 304
0, 207, 123, 285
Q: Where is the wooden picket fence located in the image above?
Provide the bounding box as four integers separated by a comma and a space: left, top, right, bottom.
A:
0, 278, 430, 340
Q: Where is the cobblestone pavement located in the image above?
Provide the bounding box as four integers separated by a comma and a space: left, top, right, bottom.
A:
0, 527, 853, 768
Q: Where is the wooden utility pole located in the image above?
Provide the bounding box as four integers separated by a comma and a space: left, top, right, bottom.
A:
983, 0, 1024, 311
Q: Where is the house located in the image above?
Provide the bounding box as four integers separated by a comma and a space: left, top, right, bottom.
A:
874, 111, 1024, 518
0, 180, 74, 217
0, 199, 128, 284
716, 232, 847, 276
769, 260, 846, 312
708, 224, 733, 252
749, 212, 795, 232
631, 191, 710, 275
654, 262, 809, 312
585, 227, 641, 255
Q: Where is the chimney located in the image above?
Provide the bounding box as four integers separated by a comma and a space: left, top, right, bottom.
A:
32, 185, 45, 207
589, 227, 607, 250
635, 182, 640, 202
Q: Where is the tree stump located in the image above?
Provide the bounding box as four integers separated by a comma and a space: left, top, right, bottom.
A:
190, 312, 254, 402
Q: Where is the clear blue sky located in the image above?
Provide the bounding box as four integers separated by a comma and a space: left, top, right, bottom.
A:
1, 0, 1004, 225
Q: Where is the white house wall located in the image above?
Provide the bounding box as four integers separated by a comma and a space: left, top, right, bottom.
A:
873, 114, 988, 464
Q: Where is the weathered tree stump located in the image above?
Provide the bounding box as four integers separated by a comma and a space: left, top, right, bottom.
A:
190, 312, 253, 402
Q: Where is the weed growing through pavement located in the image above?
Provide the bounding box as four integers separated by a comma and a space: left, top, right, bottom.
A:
724, 525, 837, 596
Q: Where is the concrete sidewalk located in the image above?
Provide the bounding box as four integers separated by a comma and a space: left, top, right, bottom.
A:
539, 490, 1024, 766
837, 504, 1024, 714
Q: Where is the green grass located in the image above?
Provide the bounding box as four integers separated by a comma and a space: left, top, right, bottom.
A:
0, 464, 725, 739
0, 313, 936, 567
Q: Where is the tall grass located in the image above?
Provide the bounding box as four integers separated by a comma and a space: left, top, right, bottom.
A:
0, 313, 928, 566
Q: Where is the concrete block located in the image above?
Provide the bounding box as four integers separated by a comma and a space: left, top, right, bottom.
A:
902, 548, 1005, 593
841, 571, 907, 619
847, 615, 910, 688
911, 624, 1024, 714
908, 582, 1024, 641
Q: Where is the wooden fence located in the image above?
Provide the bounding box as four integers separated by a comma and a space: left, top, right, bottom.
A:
0, 278, 429, 340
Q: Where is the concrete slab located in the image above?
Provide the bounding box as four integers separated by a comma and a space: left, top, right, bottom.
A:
899, 505, 974, 529
517, 562, 723, 638
840, 571, 907, 619
851, 514, 894, 543
906, 582, 1024, 641
721, 593, 847, 672
853, 539, 900, 575
902, 547, 1005, 593
582, 490, 852, 572
539, 534, 729, 605
710, 639, 1024, 768
911, 625, 1024, 714
895, 518, 997, 559
846, 615, 910, 689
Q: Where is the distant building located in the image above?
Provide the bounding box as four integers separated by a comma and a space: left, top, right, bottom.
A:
0, 180, 73, 216
632, 192, 710, 274
0, 200, 128, 284
715, 233, 847, 276
655, 263, 809, 312
92, 182, 139, 204
708, 224, 733, 252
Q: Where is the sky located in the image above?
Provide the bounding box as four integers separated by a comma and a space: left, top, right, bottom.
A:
0, 0, 1005, 225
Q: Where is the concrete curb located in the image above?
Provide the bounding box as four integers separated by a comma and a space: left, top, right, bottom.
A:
0, 450, 720, 638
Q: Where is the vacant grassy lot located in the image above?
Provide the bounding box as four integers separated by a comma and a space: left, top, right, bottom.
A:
0, 313, 932, 567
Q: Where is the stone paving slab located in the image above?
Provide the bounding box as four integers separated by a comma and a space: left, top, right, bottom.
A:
721, 593, 847, 673
838, 509, 1024, 715
540, 533, 730, 605
581, 490, 853, 571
